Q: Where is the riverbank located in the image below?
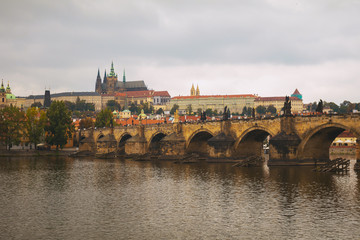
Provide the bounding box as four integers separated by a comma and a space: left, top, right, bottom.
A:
0, 148, 77, 157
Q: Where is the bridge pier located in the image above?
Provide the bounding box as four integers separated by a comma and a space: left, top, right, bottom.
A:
159, 132, 186, 158
125, 125, 147, 155
268, 117, 302, 165
208, 133, 235, 158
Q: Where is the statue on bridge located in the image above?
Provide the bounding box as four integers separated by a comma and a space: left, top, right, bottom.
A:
252, 108, 255, 118
316, 99, 323, 114
223, 106, 230, 120
200, 111, 207, 122
283, 96, 292, 116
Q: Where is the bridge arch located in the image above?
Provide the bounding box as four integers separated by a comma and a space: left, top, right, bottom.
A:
118, 133, 133, 154
148, 132, 167, 154
96, 133, 105, 142
297, 122, 359, 161
234, 126, 276, 159
186, 129, 214, 155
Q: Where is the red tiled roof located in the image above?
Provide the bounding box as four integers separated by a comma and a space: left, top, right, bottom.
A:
172, 94, 256, 100
337, 131, 355, 138
255, 96, 301, 102
115, 93, 126, 97
125, 90, 154, 98
154, 91, 171, 97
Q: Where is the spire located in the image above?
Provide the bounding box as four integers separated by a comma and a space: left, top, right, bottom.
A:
0, 79, 5, 93
103, 70, 107, 84
190, 84, 195, 96
95, 69, 102, 93
6, 81, 11, 94
123, 69, 126, 83
196, 84, 200, 96
109, 61, 117, 77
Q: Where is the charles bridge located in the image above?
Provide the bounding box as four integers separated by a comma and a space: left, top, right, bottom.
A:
79, 114, 360, 165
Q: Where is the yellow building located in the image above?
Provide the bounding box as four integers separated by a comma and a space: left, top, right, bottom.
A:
254, 96, 303, 114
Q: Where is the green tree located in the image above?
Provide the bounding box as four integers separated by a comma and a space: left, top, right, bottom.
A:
328, 102, 339, 113
31, 102, 42, 108
186, 104, 193, 115
256, 105, 267, 115
170, 104, 179, 114
45, 101, 73, 150
64, 100, 75, 111
106, 100, 121, 111
95, 108, 113, 128
142, 102, 154, 114
266, 105, 277, 115
0, 105, 26, 150
79, 117, 94, 129
205, 108, 213, 117
242, 106, 252, 116
26, 107, 47, 149
129, 102, 140, 114
156, 108, 164, 115
197, 108, 202, 116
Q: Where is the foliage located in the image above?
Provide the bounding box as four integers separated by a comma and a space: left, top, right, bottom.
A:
256, 105, 267, 115
339, 100, 354, 114
0, 105, 26, 150
242, 106, 252, 116
205, 108, 214, 117
79, 117, 94, 129
266, 105, 277, 115
156, 108, 164, 115
26, 107, 47, 148
106, 100, 121, 111
197, 108, 202, 116
186, 104, 193, 115
129, 102, 139, 114
45, 101, 74, 150
31, 102, 42, 108
64, 97, 95, 112
129, 102, 154, 114
328, 102, 339, 113
95, 108, 113, 128
170, 104, 179, 114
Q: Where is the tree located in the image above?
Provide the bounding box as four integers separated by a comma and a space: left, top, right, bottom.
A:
267, 105, 277, 115
186, 104, 193, 115
26, 107, 47, 149
328, 102, 339, 113
95, 108, 113, 128
31, 102, 42, 108
339, 100, 352, 114
106, 100, 121, 111
79, 117, 94, 129
45, 101, 73, 150
205, 108, 213, 117
170, 104, 179, 114
242, 106, 252, 116
256, 105, 266, 115
156, 108, 164, 115
0, 105, 26, 150
197, 108, 202, 116
129, 102, 140, 114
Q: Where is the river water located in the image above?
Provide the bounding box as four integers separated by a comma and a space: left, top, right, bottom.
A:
1, 156, 360, 240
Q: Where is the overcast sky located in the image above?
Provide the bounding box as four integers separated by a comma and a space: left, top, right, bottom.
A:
1, 0, 360, 104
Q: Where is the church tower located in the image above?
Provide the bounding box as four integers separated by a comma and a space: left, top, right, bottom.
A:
196, 85, 200, 96
190, 84, 195, 96
107, 61, 118, 94
123, 69, 126, 83
95, 69, 102, 94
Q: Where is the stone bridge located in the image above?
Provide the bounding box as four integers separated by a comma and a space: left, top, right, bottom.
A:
80, 114, 360, 165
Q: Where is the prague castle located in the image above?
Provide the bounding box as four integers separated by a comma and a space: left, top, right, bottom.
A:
95, 62, 147, 94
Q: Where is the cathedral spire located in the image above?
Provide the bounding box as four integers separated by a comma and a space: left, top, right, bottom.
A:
196, 84, 200, 96
123, 69, 126, 83
190, 84, 195, 96
95, 68, 102, 93
103, 70, 107, 84
109, 61, 117, 77
6, 81, 11, 94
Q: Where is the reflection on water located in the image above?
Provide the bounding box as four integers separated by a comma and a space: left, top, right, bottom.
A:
1, 156, 360, 239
